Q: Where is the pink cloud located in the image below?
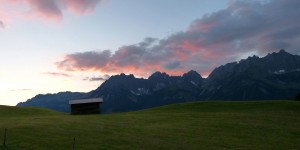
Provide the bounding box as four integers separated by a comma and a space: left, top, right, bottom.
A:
25, 0, 63, 21
0, 0, 103, 24
64, 0, 101, 15
55, 37, 213, 77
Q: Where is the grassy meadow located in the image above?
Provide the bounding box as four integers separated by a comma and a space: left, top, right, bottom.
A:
0, 101, 300, 149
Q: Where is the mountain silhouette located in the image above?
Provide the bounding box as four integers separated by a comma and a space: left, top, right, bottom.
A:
17, 50, 300, 113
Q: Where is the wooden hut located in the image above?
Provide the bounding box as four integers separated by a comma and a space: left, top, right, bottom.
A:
69, 98, 103, 115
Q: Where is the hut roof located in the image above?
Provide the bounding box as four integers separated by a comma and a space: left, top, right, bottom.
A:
69, 98, 103, 105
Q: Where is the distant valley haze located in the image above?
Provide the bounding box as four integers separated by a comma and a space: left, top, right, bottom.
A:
0, 0, 300, 106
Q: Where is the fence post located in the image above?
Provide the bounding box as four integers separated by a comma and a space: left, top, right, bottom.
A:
72, 137, 75, 150
3, 128, 7, 147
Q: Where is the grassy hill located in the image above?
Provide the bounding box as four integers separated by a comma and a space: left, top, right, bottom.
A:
0, 101, 300, 149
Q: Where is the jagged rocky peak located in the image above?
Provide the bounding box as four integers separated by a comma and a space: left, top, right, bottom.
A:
264, 49, 300, 71
279, 49, 287, 53
110, 73, 135, 80
208, 62, 238, 80
148, 71, 170, 81
183, 70, 202, 78
95, 73, 144, 94
182, 70, 203, 81
238, 54, 260, 66
100, 73, 137, 88
265, 49, 295, 58
275, 49, 289, 55
208, 49, 300, 80
247, 54, 259, 60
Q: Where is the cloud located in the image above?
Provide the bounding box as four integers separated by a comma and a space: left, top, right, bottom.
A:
0, 21, 4, 29
0, 0, 103, 24
189, 0, 300, 53
63, 0, 103, 15
10, 89, 34, 92
56, 50, 111, 71
56, 0, 300, 77
163, 61, 181, 70
43, 72, 72, 77
83, 74, 110, 81
25, 0, 63, 21
0, 10, 9, 28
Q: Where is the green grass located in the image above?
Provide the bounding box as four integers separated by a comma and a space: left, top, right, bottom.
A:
0, 101, 300, 149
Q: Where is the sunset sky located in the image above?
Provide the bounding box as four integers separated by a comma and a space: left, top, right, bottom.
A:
1, 0, 300, 106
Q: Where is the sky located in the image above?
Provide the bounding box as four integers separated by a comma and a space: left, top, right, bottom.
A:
1, 0, 300, 106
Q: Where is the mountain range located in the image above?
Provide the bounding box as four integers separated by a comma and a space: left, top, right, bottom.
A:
17, 50, 300, 113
